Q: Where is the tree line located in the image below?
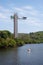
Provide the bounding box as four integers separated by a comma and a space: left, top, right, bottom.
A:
0, 30, 43, 48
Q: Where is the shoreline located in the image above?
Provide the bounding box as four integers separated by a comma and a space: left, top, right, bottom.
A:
0, 42, 43, 49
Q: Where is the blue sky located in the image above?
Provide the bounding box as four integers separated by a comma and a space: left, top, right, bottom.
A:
0, 0, 43, 33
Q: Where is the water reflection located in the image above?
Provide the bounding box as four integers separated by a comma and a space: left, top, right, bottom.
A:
0, 48, 18, 65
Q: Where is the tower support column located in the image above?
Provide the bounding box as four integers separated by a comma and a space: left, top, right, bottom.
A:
14, 14, 18, 38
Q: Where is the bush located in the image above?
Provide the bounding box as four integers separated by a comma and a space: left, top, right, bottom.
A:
15, 38, 25, 46
0, 38, 16, 48
0, 38, 8, 48
7, 38, 16, 47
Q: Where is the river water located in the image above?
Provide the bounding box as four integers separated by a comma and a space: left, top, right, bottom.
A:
0, 44, 43, 65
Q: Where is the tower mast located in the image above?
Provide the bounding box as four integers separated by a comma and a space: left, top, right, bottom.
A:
11, 13, 27, 38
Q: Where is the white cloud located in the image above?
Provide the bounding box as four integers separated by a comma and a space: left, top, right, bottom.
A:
0, 5, 43, 32
0, 5, 38, 19
23, 6, 33, 10
0, 6, 10, 13
0, 13, 8, 19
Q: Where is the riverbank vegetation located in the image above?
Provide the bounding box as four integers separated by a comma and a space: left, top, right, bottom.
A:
0, 30, 43, 48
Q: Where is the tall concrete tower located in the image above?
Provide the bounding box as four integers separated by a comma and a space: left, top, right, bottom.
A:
11, 13, 27, 38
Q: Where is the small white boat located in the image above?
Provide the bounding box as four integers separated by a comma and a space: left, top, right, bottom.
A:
27, 48, 31, 54
27, 48, 31, 51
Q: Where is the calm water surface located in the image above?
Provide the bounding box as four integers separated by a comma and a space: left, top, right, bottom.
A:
0, 44, 43, 65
